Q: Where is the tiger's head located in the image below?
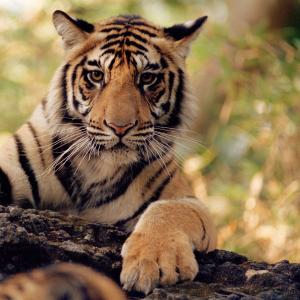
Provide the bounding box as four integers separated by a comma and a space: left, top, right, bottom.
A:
51, 11, 207, 164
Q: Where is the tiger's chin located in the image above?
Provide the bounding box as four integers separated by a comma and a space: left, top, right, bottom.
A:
102, 148, 140, 165
96, 145, 139, 166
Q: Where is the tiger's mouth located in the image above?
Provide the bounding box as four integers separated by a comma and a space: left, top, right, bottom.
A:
82, 126, 172, 165
84, 122, 157, 163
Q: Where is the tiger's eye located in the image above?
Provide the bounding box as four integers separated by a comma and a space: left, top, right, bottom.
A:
140, 72, 157, 85
88, 70, 104, 82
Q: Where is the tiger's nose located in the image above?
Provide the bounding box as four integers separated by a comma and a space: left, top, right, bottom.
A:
104, 120, 137, 137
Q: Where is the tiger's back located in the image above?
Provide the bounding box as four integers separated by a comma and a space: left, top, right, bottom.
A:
0, 263, 126, 300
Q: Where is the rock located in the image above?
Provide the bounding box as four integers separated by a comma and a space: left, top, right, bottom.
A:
0, 204, 300, 299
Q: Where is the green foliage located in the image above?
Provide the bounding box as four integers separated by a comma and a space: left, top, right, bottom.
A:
187, 23, 300, 261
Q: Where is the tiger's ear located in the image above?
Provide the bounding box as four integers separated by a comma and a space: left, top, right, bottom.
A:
52, 10, 95, 50
164, 16, 207, 57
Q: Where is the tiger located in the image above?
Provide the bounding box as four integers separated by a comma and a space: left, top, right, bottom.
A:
0, 11, 217, 294
0, 263, 126, 300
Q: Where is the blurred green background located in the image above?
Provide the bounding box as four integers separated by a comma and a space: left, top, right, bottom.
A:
0, 0, 300, 262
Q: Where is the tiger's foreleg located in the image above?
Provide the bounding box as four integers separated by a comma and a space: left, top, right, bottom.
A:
120, 197, 217, 294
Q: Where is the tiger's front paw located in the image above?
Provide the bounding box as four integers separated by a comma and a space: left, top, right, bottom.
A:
120, 230, 199, 294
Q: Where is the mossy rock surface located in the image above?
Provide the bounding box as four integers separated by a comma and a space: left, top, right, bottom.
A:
0, 205, 300, 300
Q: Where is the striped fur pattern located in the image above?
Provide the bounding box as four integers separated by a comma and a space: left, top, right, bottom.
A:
0, 11, 217, 294
0, 263, 126, 300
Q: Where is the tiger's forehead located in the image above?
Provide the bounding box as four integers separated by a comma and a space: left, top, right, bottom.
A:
95, 15, 162, 36
84, 45, 161, 74
79, 15, 165, 73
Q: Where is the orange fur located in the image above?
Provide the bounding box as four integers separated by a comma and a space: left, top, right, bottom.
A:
0, 263, 126, 300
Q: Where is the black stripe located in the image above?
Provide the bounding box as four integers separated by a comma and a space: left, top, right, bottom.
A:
87, 125, 110, 134
108, 55, 117, 70
87, 131, 108, 137
123, 31, 148, 43
52, 136, 82, 203
200, 217, 206, 241
76, 167, 125, 210
168, 71, 175, 100
153, 88, 166, 102
138, 124, 154, 131
105, 33, 121, 41
87, 60, 100, 67
115, 169, 176, 227
14, 134, 41, 208
61, 63, 70, 115
135, 28, 157, 37
72, 57, 86, 114
102, 22, 125, 27
93, 139, 109, 143
130, 55, 138, 68
125, 49, 131, 65
165, 69, 184, 128
160, 57, 168, 69
78, 86, 88, 101
86, 167, 124, 190
78, 161, 148, 210
101, 49, 115, 56
0, 167, 13, 206
130, 50, 148, 59
115, 50, 124, 60
100, 26, 123, 33
131, 132, 152, 137
27, 122, 46, 168
125, 39, 148, 52
73, 98, 81, 112
145, 63, 160, 71
81, 107, 90, 117
142, 158, 173, 195
61, 64, 83, 127
101, 39, 121, 50
161, 101, 171, 114
151, 111, 160, 119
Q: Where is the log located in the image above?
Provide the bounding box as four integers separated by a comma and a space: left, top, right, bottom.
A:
0, 205, 300, 299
